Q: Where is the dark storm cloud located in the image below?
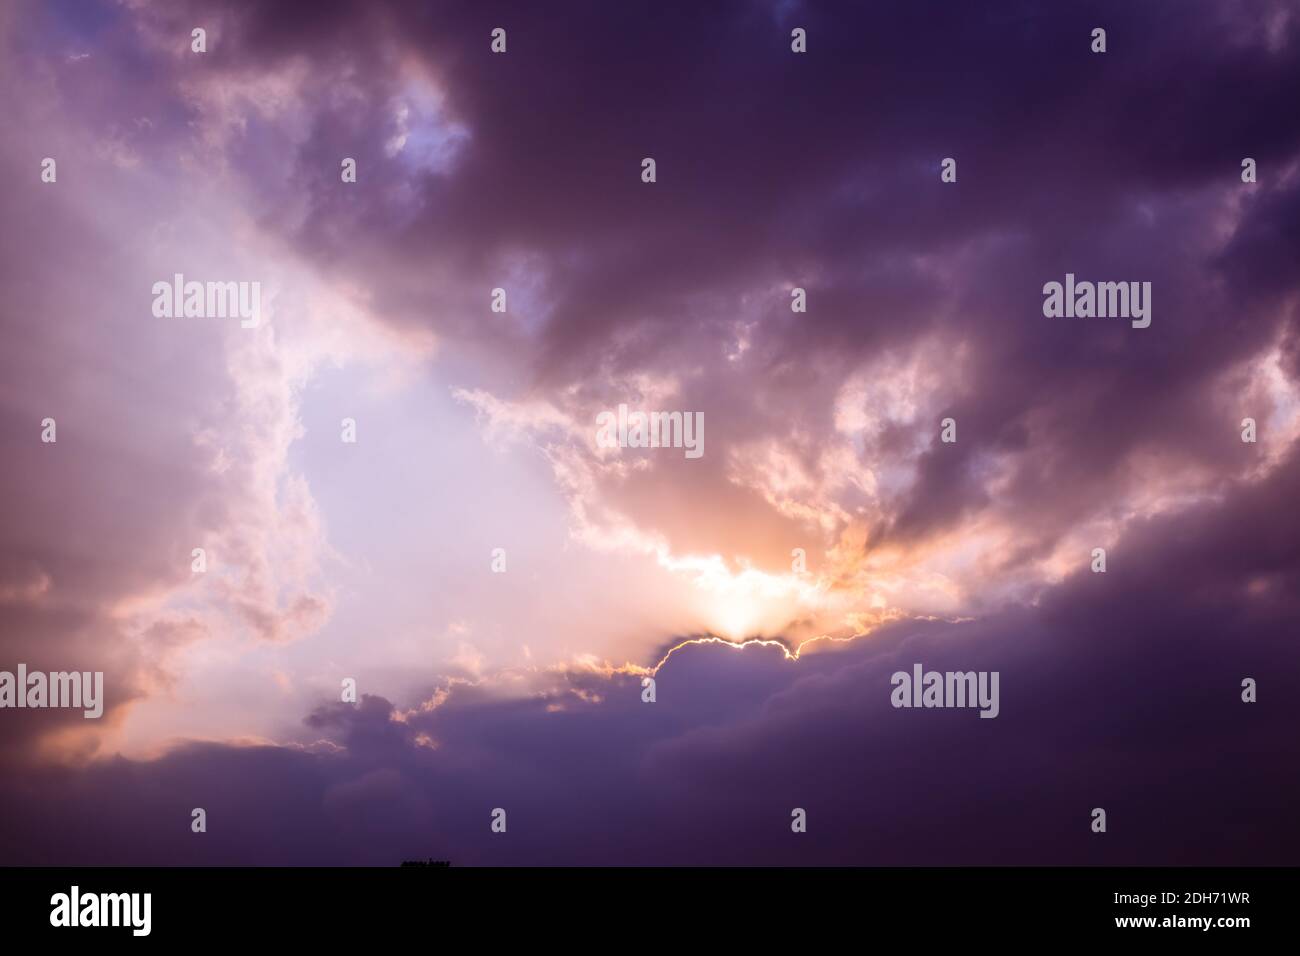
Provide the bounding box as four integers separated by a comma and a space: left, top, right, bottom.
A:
129, 0, 1300, 569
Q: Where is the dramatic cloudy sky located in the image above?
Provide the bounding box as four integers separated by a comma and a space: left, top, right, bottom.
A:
2, 0, 1299, 864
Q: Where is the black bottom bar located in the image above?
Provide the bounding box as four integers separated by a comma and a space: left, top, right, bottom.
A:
0, 866, 1287, 942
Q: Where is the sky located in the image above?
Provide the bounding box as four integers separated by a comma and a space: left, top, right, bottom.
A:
1, 0, 1299, 865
